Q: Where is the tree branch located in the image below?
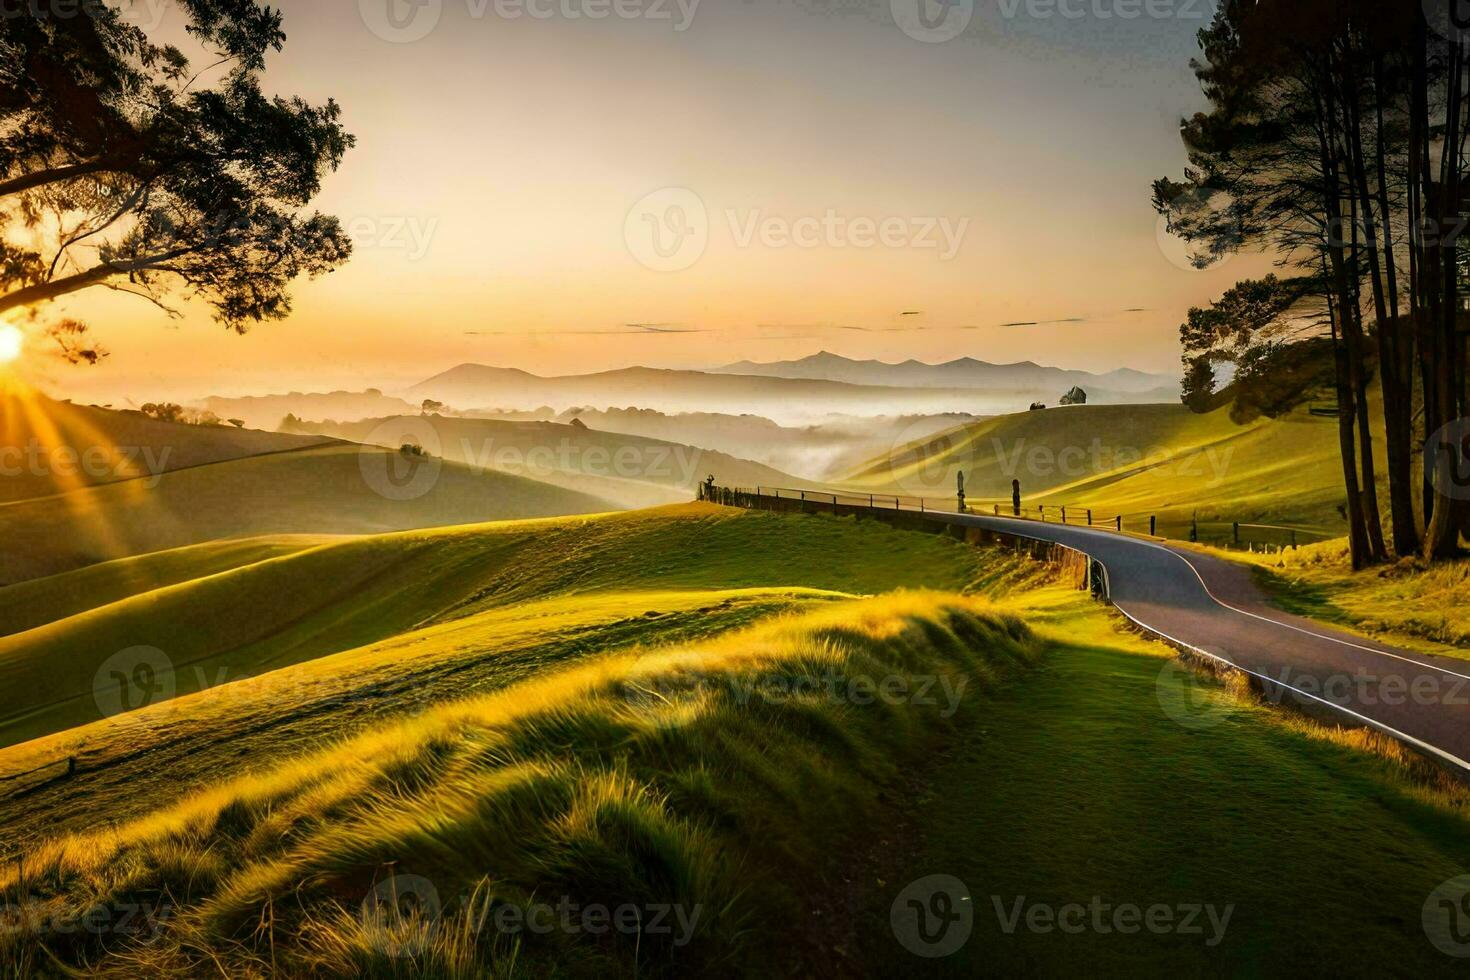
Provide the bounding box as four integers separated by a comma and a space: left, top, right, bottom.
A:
0, 160, 112, 198
0, 246, 198, 315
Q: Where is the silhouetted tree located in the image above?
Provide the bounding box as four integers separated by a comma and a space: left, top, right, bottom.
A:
0, 1, 353, 357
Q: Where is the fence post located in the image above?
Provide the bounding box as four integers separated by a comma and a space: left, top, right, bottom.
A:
1233, 522, 1240, 546
1086, 509, 1092, 526
1190, 514, 1198, 542
1150, 515, 1156, 536
1116, 515, 1122, 532
1039, 505, 1045, 522
993, 503, 999, 516
833, 493, 839, 515
1061, 506, 1067, 524
920, 498, 925, 513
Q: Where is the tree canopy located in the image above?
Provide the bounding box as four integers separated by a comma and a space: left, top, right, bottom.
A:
0, 1, 353, 359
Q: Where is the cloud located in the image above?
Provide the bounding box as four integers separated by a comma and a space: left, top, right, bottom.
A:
465, 323, 708, 337
997, 316, 1087, 327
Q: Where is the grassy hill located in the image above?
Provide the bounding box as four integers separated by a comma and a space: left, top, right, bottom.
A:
0, 504, 1466, 977
0, 443, 616, 585
283, 413, 812, 508
0, 387, 334, 502
0, 504, 998, 749
844, 400, 1349, 537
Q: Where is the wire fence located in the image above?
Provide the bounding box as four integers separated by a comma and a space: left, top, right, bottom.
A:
699, 483, 1339, 552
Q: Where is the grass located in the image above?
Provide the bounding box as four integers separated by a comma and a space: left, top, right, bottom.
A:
852, 588, 1470, 976
0, 593, 1040, 978
0, 504, 1002, 748
1219, 538, 1470, 658
4, 501, 1469, 976
842, 400, 1352, 537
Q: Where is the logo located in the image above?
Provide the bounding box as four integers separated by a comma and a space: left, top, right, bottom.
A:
1155, 656, 1235, 731
891, 0, 974, 43
1424, 875, 1470, 957
891, 874, 973, 957
362, 874, 442, 957
1427, 418, 1470, 501
624, 188, 708, 272
360, 0, 443, 43
358, 416, 445, 501
93, 646, 175, 720
1424, 0, 1470, 42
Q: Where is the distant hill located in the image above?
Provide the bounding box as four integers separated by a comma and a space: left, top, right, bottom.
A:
712, 351, 1176, 396
405, 363, 1157, 423
284, 414, 812, 508
467, 406, 982, 481
197, 389, 420, 431
0, 388, 336, 502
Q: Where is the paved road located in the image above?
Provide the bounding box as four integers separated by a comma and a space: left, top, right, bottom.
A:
922, 509, 1470, 775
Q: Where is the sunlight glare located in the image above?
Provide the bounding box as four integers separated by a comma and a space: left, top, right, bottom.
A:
0, 324, 22, 365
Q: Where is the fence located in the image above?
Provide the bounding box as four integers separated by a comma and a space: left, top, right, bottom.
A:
696, 483, 1338, 552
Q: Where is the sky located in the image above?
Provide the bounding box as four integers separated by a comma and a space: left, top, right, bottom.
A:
19, 0, 1273, 404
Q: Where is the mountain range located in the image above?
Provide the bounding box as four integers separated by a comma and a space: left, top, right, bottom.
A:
711, 351, 1175, 394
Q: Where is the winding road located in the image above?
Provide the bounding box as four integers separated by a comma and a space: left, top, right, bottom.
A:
928, 509, 1470, 775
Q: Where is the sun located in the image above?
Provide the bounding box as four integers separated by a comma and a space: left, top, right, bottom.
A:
0, 324, 23, 365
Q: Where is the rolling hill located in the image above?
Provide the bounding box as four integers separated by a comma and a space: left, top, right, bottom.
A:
1, 504, 1463, 978
842, 399, 1350, 535
0, 387, 336, 502
0, 443, 616, 585
713, 350, 1176, 396
197, 388, 420, 431
281, 413, 811, 508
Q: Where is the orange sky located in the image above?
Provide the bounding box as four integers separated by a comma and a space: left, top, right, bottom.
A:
12, 0, 1271, 405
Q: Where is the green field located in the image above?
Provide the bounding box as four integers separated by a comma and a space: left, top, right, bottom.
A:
1, 505, 1466, 976
843, 400, 1351, 540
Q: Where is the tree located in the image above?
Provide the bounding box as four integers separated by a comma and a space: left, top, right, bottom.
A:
1059, 386, 1087, 405
421, 399, 445, 414
1180, 356, 1218, 412
1154, 0, 1412, 566
0, 2, 353, 357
